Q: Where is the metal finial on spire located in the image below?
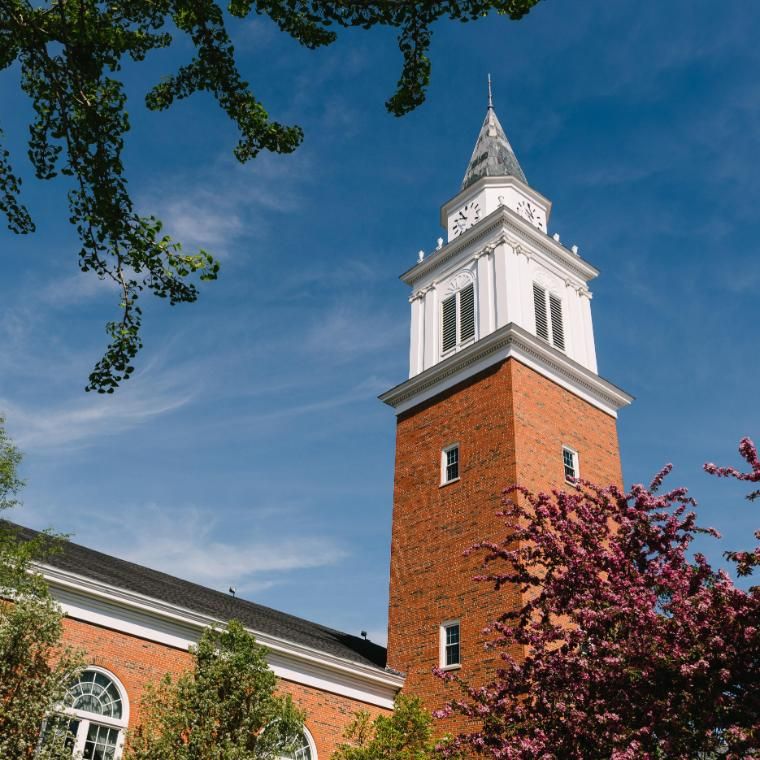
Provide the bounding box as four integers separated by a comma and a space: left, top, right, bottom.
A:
461, 80, 527, 189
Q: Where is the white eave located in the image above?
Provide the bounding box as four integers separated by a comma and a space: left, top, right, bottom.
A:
38, 562, 404, 708
402, 205, 599, 287
379, 323, 633, 418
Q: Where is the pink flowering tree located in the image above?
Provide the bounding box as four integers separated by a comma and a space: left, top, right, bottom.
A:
434, 439, 760, 759
705, 437, 760, 577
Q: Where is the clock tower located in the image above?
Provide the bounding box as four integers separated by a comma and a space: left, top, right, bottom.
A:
381, 91, 633, 720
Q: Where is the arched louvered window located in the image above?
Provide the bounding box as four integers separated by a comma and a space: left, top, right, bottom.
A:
441, 281, 476, 355
533, 283, 565, 351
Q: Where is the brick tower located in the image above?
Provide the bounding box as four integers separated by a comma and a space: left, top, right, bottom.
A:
381, 91, 633, 714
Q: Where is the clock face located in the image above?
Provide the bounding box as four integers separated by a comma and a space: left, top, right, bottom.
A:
452, 202, 481, 236
516, 200, 544, 230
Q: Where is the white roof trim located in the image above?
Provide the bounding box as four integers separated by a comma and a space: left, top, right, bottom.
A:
379, 323, 633, 418
403, 206, 598, 286
38, 563, 403, 709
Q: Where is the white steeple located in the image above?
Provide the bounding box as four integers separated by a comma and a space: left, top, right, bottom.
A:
380, 87, 633, 419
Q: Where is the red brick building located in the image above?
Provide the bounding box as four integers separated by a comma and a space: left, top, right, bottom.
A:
25, 98, 631, 758
29, 527, 400, 758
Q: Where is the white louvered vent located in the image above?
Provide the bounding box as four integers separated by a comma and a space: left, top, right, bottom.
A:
442, 295, 457, 353
533, 283, 549, 341
549, 294, 564, 351
459, 284, 475, 343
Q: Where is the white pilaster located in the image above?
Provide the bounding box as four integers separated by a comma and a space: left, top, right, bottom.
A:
475, 247, 495, 336
503, 240, 522, 327
493, 242, 509, 331
581, 289, 598, 373
422, 287, 438, 372
409, 292, 426, 376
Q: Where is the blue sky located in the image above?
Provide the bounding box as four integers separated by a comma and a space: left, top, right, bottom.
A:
1, 0, 759, 645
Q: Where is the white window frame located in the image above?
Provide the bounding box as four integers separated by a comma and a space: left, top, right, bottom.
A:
533, 282, 565, 351
440, 280, 477, 357
441, 443, 460, 485
439, 620, 461, 670
56, 666, 129, 760
279, 726, 318, 760
562, 445, 580, 483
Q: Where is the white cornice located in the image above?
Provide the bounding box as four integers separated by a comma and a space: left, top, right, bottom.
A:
402, 206, 598, 286
379, 323, 633, 418
38, 563, 403, 709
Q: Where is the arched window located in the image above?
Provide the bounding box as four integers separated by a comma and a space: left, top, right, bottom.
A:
280, 727, 317, 760
49, 668, 129, 759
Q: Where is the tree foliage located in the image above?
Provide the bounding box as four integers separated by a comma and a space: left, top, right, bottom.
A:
331, 694, 443, 760
125, 619, 305, 759
0, 0, 541, 393
705, 436, 760, 576
435, 440, 760, 759
0, 417, 83, 759
0, 593, 84, 760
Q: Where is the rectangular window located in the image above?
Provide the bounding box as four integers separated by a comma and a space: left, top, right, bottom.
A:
533, 282, 565, 351
563, 446, 579, 482
441, 621, 461, 668
441, 444, 459, 484
84, 723, 120, 758
441, 282, 476, 355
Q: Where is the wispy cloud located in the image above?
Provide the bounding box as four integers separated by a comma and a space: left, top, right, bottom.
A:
235, 376, 390, 426
141, 151, 310, 255
25, 499, 348, 595
304, 303, 405, 360
157, 193, 246, 252
0, 357, 198, 451
38, 271, 120, 308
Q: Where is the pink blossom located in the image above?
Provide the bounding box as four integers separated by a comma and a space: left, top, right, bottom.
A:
435, 440, 760, 758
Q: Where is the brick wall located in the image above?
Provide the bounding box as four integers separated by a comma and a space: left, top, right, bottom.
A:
61, 617, 192, 728
279, 680, 386, 756
386, 357, 623, 731
510, 359, 623, 492
61, 618, 389, 756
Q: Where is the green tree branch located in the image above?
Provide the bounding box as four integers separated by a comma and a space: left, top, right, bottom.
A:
0, 0, 541, 392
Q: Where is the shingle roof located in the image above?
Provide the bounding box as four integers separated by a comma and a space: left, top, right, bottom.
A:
461, 105, 527, 190
8, 522, 387, 671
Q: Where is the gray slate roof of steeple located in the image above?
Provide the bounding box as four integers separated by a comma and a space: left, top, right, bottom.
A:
461, 106, 527, 189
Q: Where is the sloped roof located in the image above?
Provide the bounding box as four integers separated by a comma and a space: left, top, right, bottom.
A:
461, 105, 527, 189
9, 523, 387, 671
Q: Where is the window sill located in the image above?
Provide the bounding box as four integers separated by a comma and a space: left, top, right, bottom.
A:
440, 663, 462, 671
440, 477, 460, 488
440, 337, 477, 361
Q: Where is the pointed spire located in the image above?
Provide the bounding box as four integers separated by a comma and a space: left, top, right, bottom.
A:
461, 80, 526, 190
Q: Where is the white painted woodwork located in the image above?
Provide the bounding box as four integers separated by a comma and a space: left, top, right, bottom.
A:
40, 564, 403, 710
397, 164, 630, 417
